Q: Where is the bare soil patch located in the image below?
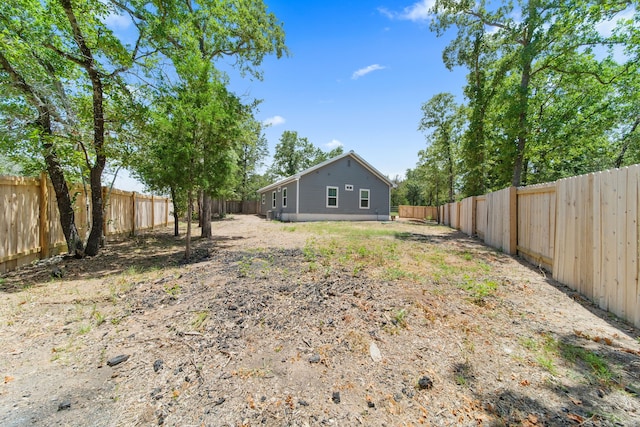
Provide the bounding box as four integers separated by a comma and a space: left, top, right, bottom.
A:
1, 215, 639, 426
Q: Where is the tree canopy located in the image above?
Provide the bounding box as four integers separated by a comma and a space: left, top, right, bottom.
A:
271, 130, 344, 178
405, 0, 640, 203
0, 0, 287, 258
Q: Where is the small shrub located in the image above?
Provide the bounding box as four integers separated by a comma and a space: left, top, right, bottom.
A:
78, 324, 92, 335
164, 283, 181, 297
560, 343, 612, 384
392, 308, 408, 328
191, 311, 209, 331
463, 279, 498, 305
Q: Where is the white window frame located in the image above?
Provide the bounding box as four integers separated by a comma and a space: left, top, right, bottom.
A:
345, 184, 354, 191
272, 191, 277, 209
359, 188, 370, 209
326, 186, 338, 208
282, 187, 287, 208
261, 194, 265, 205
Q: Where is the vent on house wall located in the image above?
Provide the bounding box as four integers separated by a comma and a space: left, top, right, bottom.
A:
345, 184, 354, 191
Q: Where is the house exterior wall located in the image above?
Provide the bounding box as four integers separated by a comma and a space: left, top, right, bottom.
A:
293, 156, 390, 221
257, 152, 392, 222
258, 180, 298, 219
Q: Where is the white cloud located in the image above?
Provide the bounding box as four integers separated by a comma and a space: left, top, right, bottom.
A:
378, 0, 435, 22
263, 115, 285, 126
105, 13, 132, 30
595, 7, 635, 37
325, 139, 343, 149
351, 64, 386, 80
377, 7, 395, 19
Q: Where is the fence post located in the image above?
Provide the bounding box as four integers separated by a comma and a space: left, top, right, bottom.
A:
508, 186, 518, 255
151, 195, 155, 230
39, 172, 50, 259
470, 196, 477, 236
131, 191, 136, 237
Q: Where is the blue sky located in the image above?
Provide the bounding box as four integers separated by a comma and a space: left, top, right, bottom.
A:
226, 0, 466, 178
112, 0, 468, 192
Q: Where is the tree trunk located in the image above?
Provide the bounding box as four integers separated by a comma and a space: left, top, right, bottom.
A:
85, 161, 105, 256
185, 190, 193, 260
198, 191, 204, 228
170, 186, 179, 237
60, 0, 106, 257
614, 115, 639, 168
201, 192, 212, 238
447, 155, 454, 203
512, 26, 534, 188
44, 145, 85, 256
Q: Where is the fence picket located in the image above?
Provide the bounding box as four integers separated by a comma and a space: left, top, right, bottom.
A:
615, 167, 628, 319
602, 169, 616, 312
592, 172, 604, 308
625, 166, 639, 325
430, 165, 640, 328
1, 175, 174, 273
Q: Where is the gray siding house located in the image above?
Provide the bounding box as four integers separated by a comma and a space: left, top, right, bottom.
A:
257, 151, 395, 222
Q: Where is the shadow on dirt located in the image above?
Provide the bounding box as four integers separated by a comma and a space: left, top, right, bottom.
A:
0, 226, 246, 293
465, 329, 640, 426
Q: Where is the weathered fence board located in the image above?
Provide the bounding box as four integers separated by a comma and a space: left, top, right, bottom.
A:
211, 199, 260, 215
459, 197, 475, 235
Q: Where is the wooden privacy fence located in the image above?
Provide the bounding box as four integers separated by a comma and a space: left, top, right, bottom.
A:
438, 165, 640, 328
398, 205, 438, 220
211, 199, 260, 216
1, 173, 174, 273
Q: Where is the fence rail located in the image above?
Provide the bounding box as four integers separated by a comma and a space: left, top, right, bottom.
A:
1, 174, 173, 274
436, 164, 640, 328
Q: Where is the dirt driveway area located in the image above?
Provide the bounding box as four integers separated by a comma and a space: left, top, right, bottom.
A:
1, 215, 639, 426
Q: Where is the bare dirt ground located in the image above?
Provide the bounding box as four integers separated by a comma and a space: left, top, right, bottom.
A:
1, 215, 639, 427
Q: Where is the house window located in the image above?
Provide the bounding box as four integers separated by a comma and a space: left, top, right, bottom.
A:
282, 187, 287, 208
345, 184, 354, 191
261, 194, 265, 205
326, 186, 338, 208
359, 189, 370, 209
272, 191, 276, 209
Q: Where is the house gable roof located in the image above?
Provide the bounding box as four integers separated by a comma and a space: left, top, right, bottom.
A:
257, 150, 396, 194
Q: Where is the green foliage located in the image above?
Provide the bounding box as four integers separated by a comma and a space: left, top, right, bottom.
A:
418, 93, 464, 203
462, 278, 498, 305
191, 311, 209, 331
235, 117, 269, 201
270, 130, 343, 178
1, 0, 288, 256
164, 283, 182, 297
426, 0, 639, 194
392, 308, 408, 328
559, 342, 613, 384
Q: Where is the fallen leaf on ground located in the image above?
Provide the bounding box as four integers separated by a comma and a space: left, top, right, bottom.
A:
567, 413, 584, 423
